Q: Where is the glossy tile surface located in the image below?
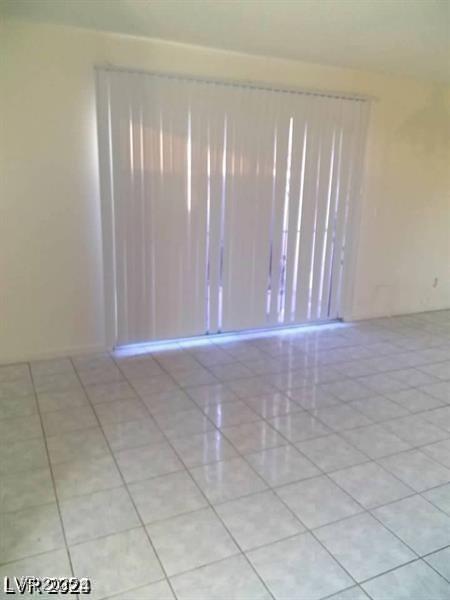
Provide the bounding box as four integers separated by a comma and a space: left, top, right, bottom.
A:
146, 508, 238, 576
315, 512, 415, 581
362, 560, 450, 600
1, 310, 449, 599
247, 533, 353, 599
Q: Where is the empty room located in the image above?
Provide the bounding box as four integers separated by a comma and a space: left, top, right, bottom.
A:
1, 1, 450, 599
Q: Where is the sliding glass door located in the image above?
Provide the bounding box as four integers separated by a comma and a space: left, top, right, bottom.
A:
96, 69, 369, 346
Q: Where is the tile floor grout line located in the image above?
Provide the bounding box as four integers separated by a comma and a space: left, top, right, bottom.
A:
1, 313, 449, 598
111, 354, 278, 600
2, 388, 449, 518
68, 357, 180, 600
235, 407, 440, 577
134, 352, 368, 596
24, 362, 77, 580
420, 544, 450, 584
106, 343, 450, 580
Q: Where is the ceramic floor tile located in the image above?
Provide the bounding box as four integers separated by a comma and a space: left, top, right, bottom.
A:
362, 560, 450, 599
226, 377, 277, 399
0, 414, 42, 444
105, 580, 175, 600
132, 375, 179, 397
350, 396, 408, 422
204, 400, 260, 428
286, 385, 341, 410
53, 454, 123, 499
335, 359, 379, 379
186, 383, 238, 408
0, 504, 65, 563
208, 363, 254, 382
0, 379, 35, 399
147, 507, 239, 576
425, 547, 450, 581
244, 357, 291, 377
170, 430, 237, 468
421, 437, 450, 469
315, 512, 415, 582
115, 442, 184, 483
1, 467, 55, 513
153, 408, 214, 440
0, 437, 48, 475
386, 388, 445, 413
296, 433, 368, 472
356, 373, 410, 394
142, 390, 197, 416
60, 486, 139, 545
31, 357, 74, 377
221, 420, 287, 455
170, 554, 271, 600
388, 367, 439, 386
246, 445, 319, 487
37, 388, 89, 413
94, 397, 149, 426
385, 414, 449, 446
188, 347, 234, 368
73, 353, 116, 371
2, 312, 450, 599
224, 345, 267, 362
373, 494, 450, 555
0, 549, 72, 594
102, 418, 165, 452
155, 354, 200, 374
418, 381, 450, 403
244, 392, 303, 418
77, 366, 124, 386
266, 368, 309, 391
118, 361, 165, 381
215, 490, 303, 551
47, 427, 110, 465
41, 405, 97, 436
171, 366, 217, 388
0, 395, 37, 420
422, 483, 450, 515
128, 471, 207, 524
247, 532, 353, 600
327, 586, 371, 600
85, 381, 137, 404
379, 449, 450, 492
32, 372, 81, 394
319, 380, 373, 402
330, 461, 413, 508
190, 457, 267, 504
276, 475, 362, 529
268, 412, 330, 443
313, 404, 373, 432
0, 363, 30, 383
422, 406, 450, 432
70, 528, 164, 600
341, 424, 411, 459
419, 361, 450, 380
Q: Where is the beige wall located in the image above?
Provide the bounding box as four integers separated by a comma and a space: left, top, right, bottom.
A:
1, 20, 449, 362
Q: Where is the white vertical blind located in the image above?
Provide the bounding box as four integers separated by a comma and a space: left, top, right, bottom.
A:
96, 68, 369, 346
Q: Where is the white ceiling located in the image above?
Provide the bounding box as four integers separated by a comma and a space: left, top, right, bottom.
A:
2, 0, 449, 82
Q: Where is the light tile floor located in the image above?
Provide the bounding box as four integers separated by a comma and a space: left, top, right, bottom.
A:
1, 310, 450, 599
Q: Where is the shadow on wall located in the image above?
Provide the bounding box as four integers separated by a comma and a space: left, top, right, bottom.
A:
395, 86, 450, 157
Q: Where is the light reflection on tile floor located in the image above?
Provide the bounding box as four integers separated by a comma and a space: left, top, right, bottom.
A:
1, 311, 450, 599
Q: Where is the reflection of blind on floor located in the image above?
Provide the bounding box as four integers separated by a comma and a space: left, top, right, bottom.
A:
96, 68, 370, 346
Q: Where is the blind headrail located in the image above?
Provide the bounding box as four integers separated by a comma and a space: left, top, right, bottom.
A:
95, 64, 376, 103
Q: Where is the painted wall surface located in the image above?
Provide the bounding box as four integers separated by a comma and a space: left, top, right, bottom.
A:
1, 20, 449, 362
